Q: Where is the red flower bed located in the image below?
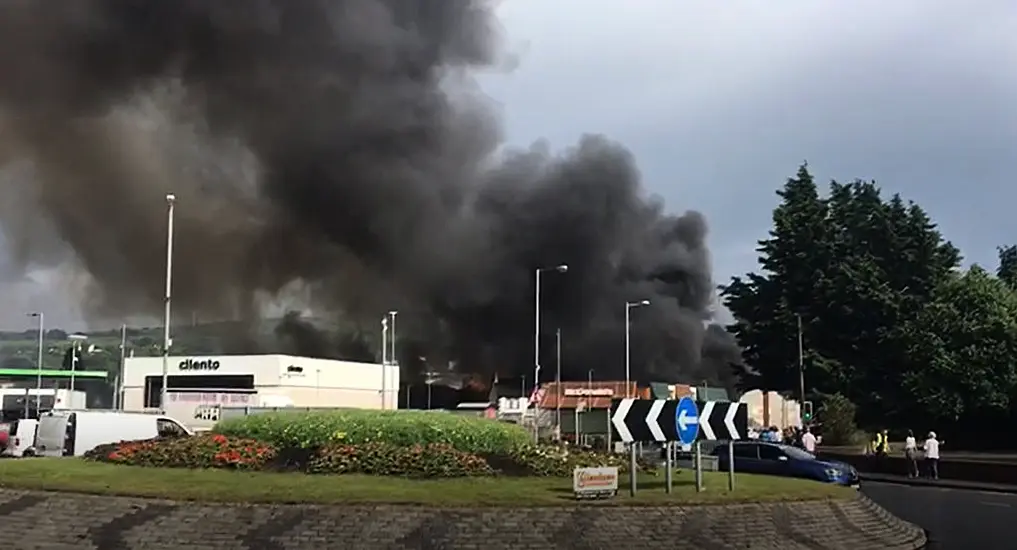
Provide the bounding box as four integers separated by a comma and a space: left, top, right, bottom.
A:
308, 442, 494, 477
85, 433, 277, 470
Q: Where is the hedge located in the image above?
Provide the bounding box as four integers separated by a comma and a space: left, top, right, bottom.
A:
213, 410, 531, 454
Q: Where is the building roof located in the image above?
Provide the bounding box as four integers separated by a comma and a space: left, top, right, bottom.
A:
537, 381, 639, 410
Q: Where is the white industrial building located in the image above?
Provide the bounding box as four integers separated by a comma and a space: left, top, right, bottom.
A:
122, 354, 399, 429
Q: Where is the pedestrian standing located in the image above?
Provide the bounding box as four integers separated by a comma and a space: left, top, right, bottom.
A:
923, 431, 941, 480
801, 427, 817, 453
904, 430, 918, 478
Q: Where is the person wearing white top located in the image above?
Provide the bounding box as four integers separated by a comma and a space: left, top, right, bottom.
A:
923, 431, 942, 479
904, 430, 919, 478
801, 428, 817, 453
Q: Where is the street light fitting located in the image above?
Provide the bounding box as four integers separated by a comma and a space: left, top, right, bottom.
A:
555, 264, 568, 273
639, 299, 650, 306
166, 193, 176, 202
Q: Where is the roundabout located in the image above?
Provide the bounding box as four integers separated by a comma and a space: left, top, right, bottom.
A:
0, 411, 926, 549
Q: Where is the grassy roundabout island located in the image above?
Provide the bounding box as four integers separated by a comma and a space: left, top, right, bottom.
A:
0, 410, 850, 506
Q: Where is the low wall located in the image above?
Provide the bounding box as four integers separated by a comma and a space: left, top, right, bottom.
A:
821, 452, 1017, 485
0, 489, 925, 549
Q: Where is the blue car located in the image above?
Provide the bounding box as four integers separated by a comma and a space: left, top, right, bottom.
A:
712, 441, 859, 486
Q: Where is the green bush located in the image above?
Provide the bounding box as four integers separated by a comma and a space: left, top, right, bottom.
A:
818, 393, 860, 446
84, 434, 277, 470
308, 442, 494, 477
214, 410, 531, 453
502, 444, 653, 477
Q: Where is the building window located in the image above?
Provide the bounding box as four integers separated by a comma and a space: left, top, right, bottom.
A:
144, 374, 256, 409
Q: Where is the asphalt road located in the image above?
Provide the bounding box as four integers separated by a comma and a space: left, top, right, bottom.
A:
862, 480, 1017, 549
822, 447, 1017, 463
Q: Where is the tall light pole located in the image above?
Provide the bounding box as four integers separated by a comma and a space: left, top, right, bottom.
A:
555, 328, 562, 438
624, 300, 650, 398
534, 263, 567, 442
68, 333, 88, 393
26, 312, 43, 414
117, 323, 127, 410
161, 193, 176, 414
381, 316, 389, 409
389, 310, 398, 410
797, 313, 805, 408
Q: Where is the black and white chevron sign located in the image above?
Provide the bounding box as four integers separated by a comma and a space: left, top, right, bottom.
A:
610, 398, 672, 443
609, 399, 750, 443
697, 401, 748, 441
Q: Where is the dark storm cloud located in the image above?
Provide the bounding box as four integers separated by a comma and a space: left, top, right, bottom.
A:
0, 0, 732, 385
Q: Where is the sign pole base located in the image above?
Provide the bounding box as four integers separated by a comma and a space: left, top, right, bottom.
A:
629, 444, 637, 497
664, 441, 673, 494
727, 440, 735, 491
694, 441, 704, 492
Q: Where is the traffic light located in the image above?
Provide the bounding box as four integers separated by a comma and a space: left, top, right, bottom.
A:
802, 400, 814, 423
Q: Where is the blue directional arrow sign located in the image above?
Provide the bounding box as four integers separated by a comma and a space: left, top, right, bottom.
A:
675, 396, 700, 445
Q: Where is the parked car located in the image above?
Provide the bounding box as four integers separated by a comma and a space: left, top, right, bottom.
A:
36, 410, 192, 457
712, 440, 859, 486
0, 419, 39, 457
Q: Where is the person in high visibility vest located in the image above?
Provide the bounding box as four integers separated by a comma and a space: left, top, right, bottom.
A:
870, 429, 889, 471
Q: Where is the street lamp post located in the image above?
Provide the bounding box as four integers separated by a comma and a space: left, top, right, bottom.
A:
68, 333, 88, 393
555, 328, 562, 439
389, 310, 398, 410
161, 193, 176, 414
381, 316, 388, 409
534, 264, 567, 442
624, 300, 650, 398
26, 312, 43, 415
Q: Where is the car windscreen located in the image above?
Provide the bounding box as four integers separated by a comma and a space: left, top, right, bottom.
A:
781, 445, 816, 460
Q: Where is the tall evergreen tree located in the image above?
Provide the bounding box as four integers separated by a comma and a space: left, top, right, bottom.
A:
723, 164, 832, 395
997, 245, 1017, 289
723, 165, 960, 428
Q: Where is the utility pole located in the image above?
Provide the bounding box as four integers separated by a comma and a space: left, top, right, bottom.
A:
797, 313, 805, 409
116, 323, 127, 410
161, 193, 176, 414
555, 328, 562, 438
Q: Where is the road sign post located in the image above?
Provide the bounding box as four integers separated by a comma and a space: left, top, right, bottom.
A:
664, 441, 673, 493
610, 398, 748, 496
728, 440, 735, 490
674, 397, 701, 492
694, 441, 704, 492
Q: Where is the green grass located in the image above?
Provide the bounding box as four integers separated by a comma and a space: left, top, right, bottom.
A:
0, 458, 852, 506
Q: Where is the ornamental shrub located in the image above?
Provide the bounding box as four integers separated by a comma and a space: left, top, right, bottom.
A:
84, 434, 277, 470
214, 410, 530, 454
308, 442, 494, 477
502, 444, 652, 477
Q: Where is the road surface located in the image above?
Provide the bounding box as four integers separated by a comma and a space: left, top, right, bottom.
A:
862, 480, 1017, 548
822, 446, 1017, 463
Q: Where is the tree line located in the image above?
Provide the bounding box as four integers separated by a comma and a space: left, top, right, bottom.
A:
722, 164, 1017, 448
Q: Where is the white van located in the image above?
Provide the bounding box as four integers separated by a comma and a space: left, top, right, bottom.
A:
36, 410, 193, 457
0, 419, 39, 457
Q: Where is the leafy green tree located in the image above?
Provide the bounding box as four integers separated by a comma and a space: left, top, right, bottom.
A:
998, 245, 1017, 289
899, 266, 1017, 444
817, 393, 860, 446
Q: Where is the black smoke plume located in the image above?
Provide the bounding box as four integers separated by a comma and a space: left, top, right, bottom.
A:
0, 0, 740, 388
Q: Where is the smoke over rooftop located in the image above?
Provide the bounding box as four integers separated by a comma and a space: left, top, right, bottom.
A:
0, 0, 740, 387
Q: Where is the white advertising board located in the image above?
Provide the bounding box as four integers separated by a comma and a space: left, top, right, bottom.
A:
572, 466, 618, 500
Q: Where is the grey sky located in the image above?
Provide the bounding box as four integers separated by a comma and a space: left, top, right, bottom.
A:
2, 0, 1015, 330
